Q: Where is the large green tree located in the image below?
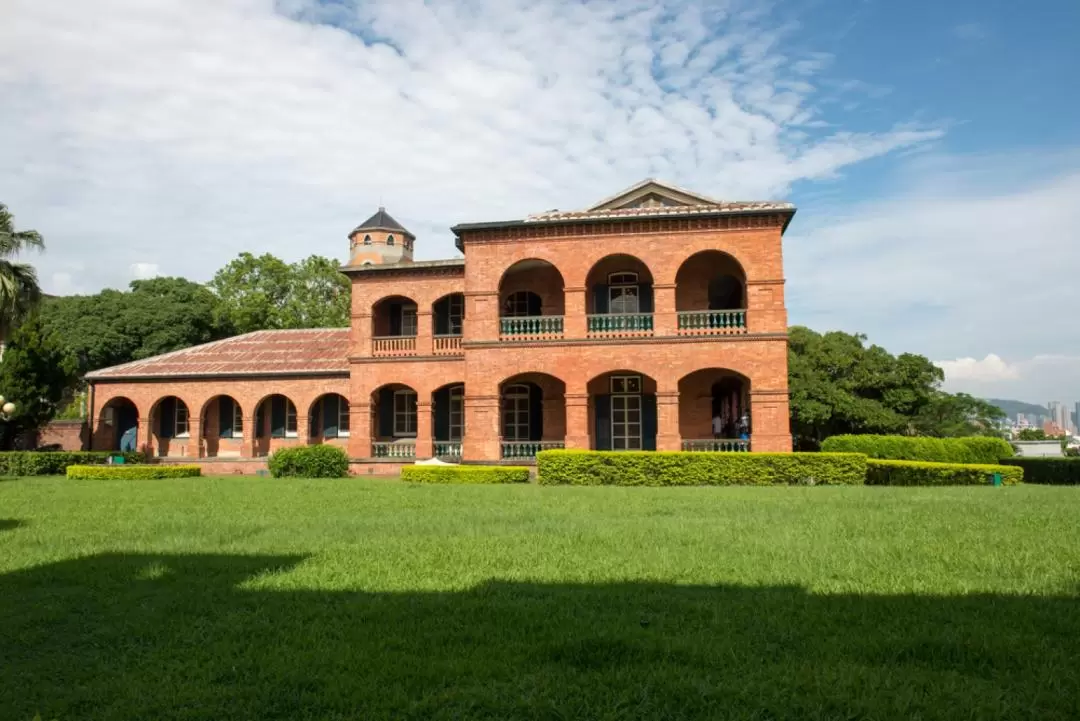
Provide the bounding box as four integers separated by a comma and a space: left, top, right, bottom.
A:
787, 326, 1004, 449
41, 277, 231, 378
0, 314, 77, 448
0, 202, 45, 342
208, 252, 348, 333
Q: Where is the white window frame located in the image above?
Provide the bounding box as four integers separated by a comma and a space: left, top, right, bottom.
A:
231, 400, 244, 438
338, 396, 351, 438
285, 400, 297, 438
400, 304, 418, 336
501, 384, 530, 441
393, 389, 417, 437
608, 272, 640, 314
504, 291, 535, 318
449, 295, 465, 335
174, 402, 190, 438
610, 375, 642, 451
449, 385, 464, 441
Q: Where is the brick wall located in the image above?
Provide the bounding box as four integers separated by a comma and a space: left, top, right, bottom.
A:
38, 420, 87, 451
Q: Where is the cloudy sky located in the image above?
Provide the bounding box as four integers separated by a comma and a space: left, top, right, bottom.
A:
2, 0, 1078, 404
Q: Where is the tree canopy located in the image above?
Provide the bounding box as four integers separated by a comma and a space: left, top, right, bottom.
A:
0, 314, 77, 449
0, 202, 45, 341
788, 326, 1004, 449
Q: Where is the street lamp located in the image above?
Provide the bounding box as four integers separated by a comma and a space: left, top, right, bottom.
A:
0, 395, 15, 420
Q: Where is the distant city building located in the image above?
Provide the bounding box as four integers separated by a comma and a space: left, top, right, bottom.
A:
1043, 420, 1065, 437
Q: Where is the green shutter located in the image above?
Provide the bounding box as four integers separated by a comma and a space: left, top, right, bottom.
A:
528, 383, 544, 441
433, 387, 450, 442
322, 397, 338, 438
594, 395, 611, 451
218, 397, 233, 438
378, 387, 395, 438
159, 397, 176, 439
592, 285, 609, 314
271, 396, 286, 438
639, 283, 654, 313
643, 394, 657, 451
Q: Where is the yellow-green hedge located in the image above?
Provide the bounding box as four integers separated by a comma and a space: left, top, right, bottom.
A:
536, 450, 867, 486
865, 459, 1022, 486
401, 466, 530, 484
66, 465, 202, 480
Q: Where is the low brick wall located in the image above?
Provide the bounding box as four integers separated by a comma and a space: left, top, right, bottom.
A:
157, 457, 405, 476
38, 420, 88, 451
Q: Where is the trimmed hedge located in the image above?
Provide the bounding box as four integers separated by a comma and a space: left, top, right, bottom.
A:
401, 465, 531, 484
999, 457, 1080, 485
268, 445, 350, 478
0, 451, 145, 477
865, 459, 1022, 486
536, 450, 867, 486
821, 435, 1013, 464
66, 464, 201, 480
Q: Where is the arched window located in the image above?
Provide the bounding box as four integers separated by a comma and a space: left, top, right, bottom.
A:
501, 384, 531, 441
608, 272, 640, 314
387, 234, 395, 247
363, 234, 372, 245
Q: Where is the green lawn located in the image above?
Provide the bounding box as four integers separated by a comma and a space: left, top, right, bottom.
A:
2, 477, 1079, 721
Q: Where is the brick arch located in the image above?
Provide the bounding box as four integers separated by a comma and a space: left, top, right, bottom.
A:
93, 395, 140, 452
498, 259, 566, 318
147, 394, 196, 459
583, 254, 655, 316
198, 393, 243, 422
675, 250, 748, 311
677, 367, 751, 442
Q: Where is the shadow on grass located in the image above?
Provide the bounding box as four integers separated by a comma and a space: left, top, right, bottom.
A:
1, 553, 1077, 721
0, 518, 25, 532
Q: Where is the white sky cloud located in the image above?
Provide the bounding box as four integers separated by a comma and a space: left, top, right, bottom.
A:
936, 355, 1019, 383
130, 262, 161, 280
1, 0, 939, 298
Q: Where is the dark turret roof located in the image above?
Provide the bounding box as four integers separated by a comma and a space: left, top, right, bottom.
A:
351, 207, 414, 238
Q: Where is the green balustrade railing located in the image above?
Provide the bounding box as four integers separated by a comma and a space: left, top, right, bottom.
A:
586, 313, 654, 335
676, 310, 747, 334
681, 439, 750, 453
501, 441, 565, 460
434, 441, 462, 459
372, 441, 416, 459
499, 315, 564, 338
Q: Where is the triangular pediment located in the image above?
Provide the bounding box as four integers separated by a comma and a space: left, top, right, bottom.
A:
588, 179, 721, 211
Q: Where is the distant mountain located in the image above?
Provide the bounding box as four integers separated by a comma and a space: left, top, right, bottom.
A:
984, 399, 1050, 418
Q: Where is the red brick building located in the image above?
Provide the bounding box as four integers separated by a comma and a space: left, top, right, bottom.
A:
86, 180, 795, 472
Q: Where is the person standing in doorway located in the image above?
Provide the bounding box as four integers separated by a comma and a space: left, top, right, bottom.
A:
712, 412, 724, 439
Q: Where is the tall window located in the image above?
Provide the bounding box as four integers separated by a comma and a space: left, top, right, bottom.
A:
285, 401, 297, 437
400, 305, 418, 336
504, 291, 537, 317
449, 385, 464, 441
610, 375, 642, 451
217, 397, 243, 438
394, 390, 417, 436
174, 403, 189, 437
449, 295, 464, 335
608, 272, 639, 314
338, 397, 351, 436
502, 384, 530, 441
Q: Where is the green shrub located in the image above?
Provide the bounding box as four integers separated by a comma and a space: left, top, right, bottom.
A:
0, 451, 145, 477
865, 459, 1022, 486
401, 465, 531, 484
821, 435, 1013, 464
66, 464, 201, 480
267, 445, 349, 478
999, 457, 1080, 485
536, 450, 867, 486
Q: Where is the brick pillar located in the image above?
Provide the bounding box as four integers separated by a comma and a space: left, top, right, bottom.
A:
465, 290, 498, 343
749, 389, 792, 452
349, 402, 371, 458
138, 418, 152, 457
746, 279, 787, 334
564, 286, 586, 339
188, 418, 203, 458
653, 283, 677, 337
656, 390, 680, 451
296, 415, 310, 445
565, 392, 590, 450
463, 388, 500, 462
240, 417, 254, 457
417, 309, 433, 356
353, 311, 372, 357
415, 401, 433, 459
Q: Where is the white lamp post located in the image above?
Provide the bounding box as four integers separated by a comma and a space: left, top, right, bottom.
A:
0, 395, 15, 420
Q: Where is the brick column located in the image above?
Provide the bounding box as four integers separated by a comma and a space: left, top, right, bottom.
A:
188, 418, 203, 458
415, 400, 433, 459
417, 309, 433, 356
296, 415, 310, 445
240, 417, 254, 457
353, 311, 372, 357
565, 392, 590, 450
653, 283, 677, 337
138, 418, 153, 457
656, 390, 681, 451
564, 286, 586, 339
465, 290, 498, 343
749, 389, 792, 452
746, 279, 787, 334
348, 402, 371, 458
463, 389, 500, 462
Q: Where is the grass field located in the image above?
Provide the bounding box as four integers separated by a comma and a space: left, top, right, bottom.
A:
2, 476, 1079, 721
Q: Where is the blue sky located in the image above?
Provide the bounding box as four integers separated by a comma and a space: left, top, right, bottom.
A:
1, 0, 1078, 402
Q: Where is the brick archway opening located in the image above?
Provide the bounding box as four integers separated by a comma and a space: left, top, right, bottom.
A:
675, 250, 748, 335
252, 394, 298, 458
309, 393, 350, 447
498, 260, 566, 340
431, 382, 465, 460
370, 383, 418, 459
96, 396, 139, 452
149, 395, 192, 459
678, 368, 751, 451
586, 370, 658, 451
498, 373, 566, 460
201, 395, 244, 458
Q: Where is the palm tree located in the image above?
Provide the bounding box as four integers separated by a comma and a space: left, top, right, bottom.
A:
0, 203, 46, 353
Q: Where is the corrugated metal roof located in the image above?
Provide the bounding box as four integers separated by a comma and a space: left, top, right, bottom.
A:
524, 201, 796, 223
86, 328, 350, 380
